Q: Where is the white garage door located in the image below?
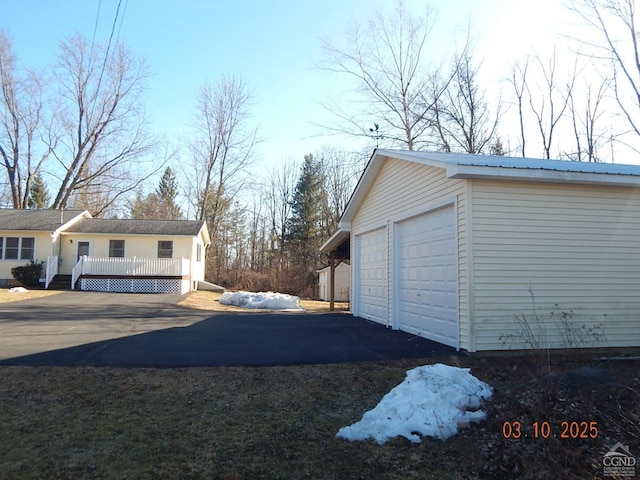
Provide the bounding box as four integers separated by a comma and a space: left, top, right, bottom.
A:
396, 205, 458, 348
356, 227, 387, 325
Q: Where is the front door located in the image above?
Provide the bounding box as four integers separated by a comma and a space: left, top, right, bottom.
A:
77, 241, 90, 261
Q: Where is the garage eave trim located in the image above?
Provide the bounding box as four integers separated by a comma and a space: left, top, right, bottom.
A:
446, 164, 640, 186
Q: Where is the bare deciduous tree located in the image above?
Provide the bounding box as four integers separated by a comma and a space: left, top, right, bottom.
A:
570, 0, 640, 147
433, 48, 501, 154
186, 76, 258, 232
0, 31, 50, 209
318, 1, 448, 150
566, 76, 610, 161
514, 50, 575, 159
511, 58, 530, 157
318, 147, 360, 231
49, 34, 154, 215
266, 159, 297, 272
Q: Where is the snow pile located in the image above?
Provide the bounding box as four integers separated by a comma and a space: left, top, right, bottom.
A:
337, 363, 493, 444
219, 291, 304, 310
7, 287, 28, 293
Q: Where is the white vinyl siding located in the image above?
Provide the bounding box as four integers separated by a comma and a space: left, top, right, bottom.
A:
0, 232, 52, 283
318, 263, 350, 302
470, 180, 640, 351
350, 157, 469, 349
58, 235, 198, 275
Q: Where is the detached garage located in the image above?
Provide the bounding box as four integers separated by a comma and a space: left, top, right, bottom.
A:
321, 149, 640, 353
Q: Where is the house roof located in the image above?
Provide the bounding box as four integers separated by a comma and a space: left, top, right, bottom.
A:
0, 209, 87, 232
342, 149, 640, 227
63, 218, 207, 237
0, 209, 211, 246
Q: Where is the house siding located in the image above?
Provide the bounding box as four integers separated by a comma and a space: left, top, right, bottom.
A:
0, 231, 54, 284
350, 157, 469, 350
470, 180, 640, 351
190, 237, 206, 284
58, 234, 197, 275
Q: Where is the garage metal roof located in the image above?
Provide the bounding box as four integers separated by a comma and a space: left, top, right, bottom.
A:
344, 150, 640, 226
385, 150, 640, 176
321, 149, 640, 255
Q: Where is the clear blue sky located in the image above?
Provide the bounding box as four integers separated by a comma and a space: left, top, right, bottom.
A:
1, 0, 574, 175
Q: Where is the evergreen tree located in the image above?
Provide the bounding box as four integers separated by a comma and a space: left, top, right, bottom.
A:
27, 173, 49, 209
286, 154, 327, 291
490, 137, 505, 156
129, 189, 157, 219
129, 167, 182, 220
156, 167, 182, 220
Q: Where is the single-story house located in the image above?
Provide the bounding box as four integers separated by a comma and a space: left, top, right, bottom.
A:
317, 261, 350, 302
0, 209, 211, 294
321, 149, 640, 353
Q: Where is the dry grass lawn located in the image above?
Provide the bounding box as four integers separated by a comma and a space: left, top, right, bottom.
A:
178, 290, 349, 313
0, 360, 482, 480
0, 288, 62, 304
1, 357, 637, 479
1, 288, 638, 478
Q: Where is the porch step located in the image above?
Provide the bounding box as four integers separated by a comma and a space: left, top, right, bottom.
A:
47, 274, 73, 290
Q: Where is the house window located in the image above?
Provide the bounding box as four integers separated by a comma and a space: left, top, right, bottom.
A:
109, 240, 125, 257
20, 237, 35, 260
157, 241, 173, 259
196, 244, 202, 262
0, 237, 35, 261
5, 237, 19, 260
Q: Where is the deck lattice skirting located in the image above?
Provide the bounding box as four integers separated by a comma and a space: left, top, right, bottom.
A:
80, 277, 189, 294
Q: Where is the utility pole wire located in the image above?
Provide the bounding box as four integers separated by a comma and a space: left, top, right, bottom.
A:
89, 0, 101, 62
98, 0, 123, 86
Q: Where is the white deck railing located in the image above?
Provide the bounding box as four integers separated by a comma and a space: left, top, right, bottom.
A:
71, 257, 83, 290
44, 256, 58, 289
71, 256, 190, 290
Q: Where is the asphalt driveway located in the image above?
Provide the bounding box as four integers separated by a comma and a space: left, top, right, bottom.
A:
0, 292, 457, 367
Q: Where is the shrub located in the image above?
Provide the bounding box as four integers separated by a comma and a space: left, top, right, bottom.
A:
11, 260, 44, 287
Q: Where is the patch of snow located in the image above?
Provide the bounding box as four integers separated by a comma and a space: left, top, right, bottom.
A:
219, 291, 304, 310
7, 287, 29, 293
336, 363, 493, 444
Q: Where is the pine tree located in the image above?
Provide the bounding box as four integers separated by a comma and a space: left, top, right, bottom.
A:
129, 167, 182, 220
490, 137, 505, 156
286, 154, 327, 291
156, 167, 182, 220
129, 190, 157, 219
27, 173, 49, 209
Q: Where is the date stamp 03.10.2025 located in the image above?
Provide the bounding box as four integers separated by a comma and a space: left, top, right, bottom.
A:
502, 421, 637, 478
501, 420, 598, 439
